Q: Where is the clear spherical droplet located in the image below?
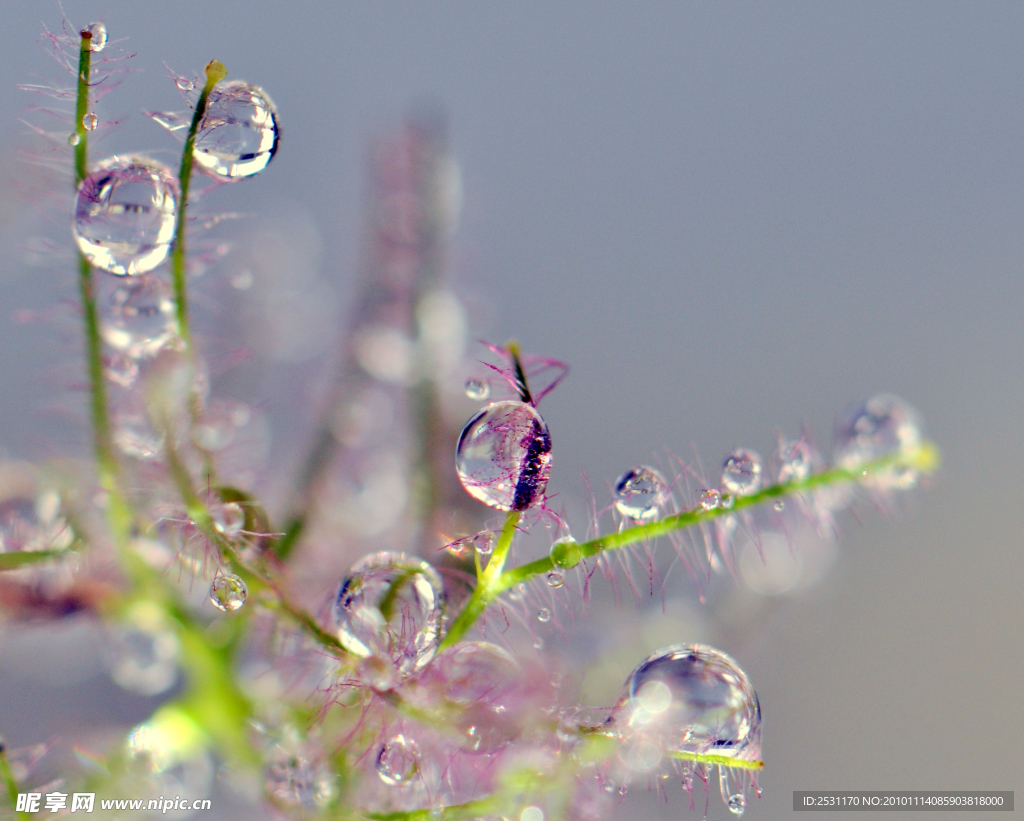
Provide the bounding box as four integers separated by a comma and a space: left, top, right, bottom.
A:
613, 466, 668, 522
612, 644, 761, 763
834, 394, 923, 489
83, 23, 107, 52
68, 132, 80, 146
99, 274, 177, 359
728, 793, 747, 816
773, 500, 785, 511
776, 439, 813, 484
83, 112, 98, 131
334, 552, 444, 679
73, 157, 179, 276
211, 502, 244, 538
537, 608, 551, 623
721, 449, 763, 497
546, 571, 564, 588
193, 81, 279, 181
474, 532, 493, 555
376, 734, 419, 785
210, 573, 247, 612
456, 400, 552, 511
464, 378, 490, 401
549, 536, 581, 569
107, 623, 179, 696
699, 488, 722, 511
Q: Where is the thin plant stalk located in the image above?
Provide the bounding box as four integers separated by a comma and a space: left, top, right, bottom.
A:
171, 59, 227, 348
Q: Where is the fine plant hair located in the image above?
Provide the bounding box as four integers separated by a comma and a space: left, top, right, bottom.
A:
0, 17, 940, 821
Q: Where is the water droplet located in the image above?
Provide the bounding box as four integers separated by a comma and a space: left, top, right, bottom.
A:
266, 749, 334, 808
99, 274, 177, 359
532, 637, 544, 650
520, 807, 544, 821
83, 112, 98, 131
83, 23, 107, 52
721, 493, 736, 509
429, 642, 528, 752
175, 76, 195, 92
613, 465, 668, 522
107, 622, 178, 696
773, 500, 785, 511
728, 793, 747, 816
537, 608, 551, 622
549, 536, 581, 568
0, 484, 73, 555
210, 573, 247, 611
464, 378, 490, 400
776, 439, 813, 484
193, 81, 279, 181
721, 449, 763, 497
834, 395, 923, 489
699, 488, 722, 511
376, 734, 419, 785
212, 502, 244, 539
68, 132, 80, 146
474, 532, 493, 555
334, 552, 444, 679
611, 644, 761, 763
73, 157, 179, 276
456, 400, 552, 511
546, 571, 564, 588
230, 268, 253, 290
719, 764, 747, 816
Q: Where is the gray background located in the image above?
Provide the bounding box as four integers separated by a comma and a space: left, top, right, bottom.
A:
0, 2, 1021, 819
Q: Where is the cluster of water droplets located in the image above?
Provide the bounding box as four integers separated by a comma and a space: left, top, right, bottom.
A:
455, 400, 552, 511
333, 552, 445, 687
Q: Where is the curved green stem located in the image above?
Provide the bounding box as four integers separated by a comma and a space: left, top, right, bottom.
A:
73, 31, 91, 186
439, 510, 520, 649
171, 59, 226, 348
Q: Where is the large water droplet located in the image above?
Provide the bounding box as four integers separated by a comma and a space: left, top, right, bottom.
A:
456, 400, 552, 511
99, 274, 177, 359
776, 439, 813, 484
549, 536, 581, 568
376, 734, 419, 785
546, 571, 564, 588
334, 552, 444, 680
612, 644, 761, 763
83, 23, 107, 52
537, 608, 551, 622
721, 450, 763, 497
613, 466, 668, 522
107, 622, 179, 696
834, 394, 923, 489
73, 157, 178, 276
83, 112, 98, 132
210, 573, 247, 611
265, 749, 334, 808
464, 378, 490, 400
429, 642, 530, 752
193, 81, 279, 181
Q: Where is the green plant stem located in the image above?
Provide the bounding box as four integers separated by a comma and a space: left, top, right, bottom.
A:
439, 510, 520, 650
0, 744, 28, 821
441, 443, 940, 647
73, 31, 91, 185
171, 60, 226, 348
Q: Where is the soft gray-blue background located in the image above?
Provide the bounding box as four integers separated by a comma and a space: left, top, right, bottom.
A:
0, 3, 1021, 819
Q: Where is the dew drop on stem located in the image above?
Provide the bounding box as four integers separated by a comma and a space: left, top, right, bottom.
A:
721, 449, 763, 496
210, 573, 247, 612
613, 466, 668, 522
193, 81, 280, 181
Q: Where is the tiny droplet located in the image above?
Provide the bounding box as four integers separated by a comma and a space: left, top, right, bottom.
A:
464, 378, 490, 401
537, 608, 551, 623
546, 571, 564, 588
210, 573, 247, 612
